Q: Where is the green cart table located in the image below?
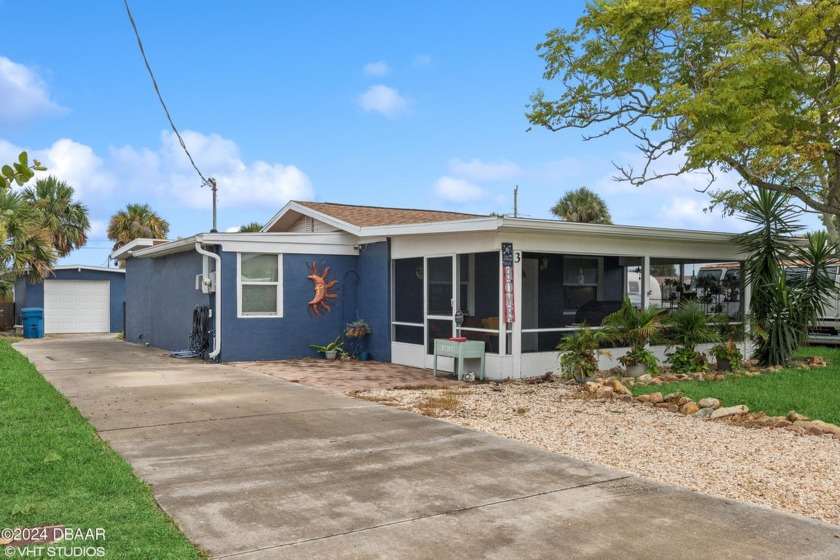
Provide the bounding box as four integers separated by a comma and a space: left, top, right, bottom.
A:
432, 339, 485, 381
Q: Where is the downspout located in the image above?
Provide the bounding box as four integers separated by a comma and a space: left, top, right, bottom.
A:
195, 242, 222, 360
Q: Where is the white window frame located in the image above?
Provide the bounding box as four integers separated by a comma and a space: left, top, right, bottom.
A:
237, 253, 283, 318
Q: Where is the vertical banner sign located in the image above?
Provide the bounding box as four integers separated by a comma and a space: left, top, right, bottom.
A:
501, 242, 516, 323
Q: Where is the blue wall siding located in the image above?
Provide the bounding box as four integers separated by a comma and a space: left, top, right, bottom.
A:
217, 245, 391, 362
14, 269, 126, 332
125, 252, 209, 350
125, 258, 151, 344
219, 252, 351, 361
13, 277, 30, 324
356, 241, 391, 362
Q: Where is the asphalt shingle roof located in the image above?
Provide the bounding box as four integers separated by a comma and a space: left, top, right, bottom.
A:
294, 201, 485, 227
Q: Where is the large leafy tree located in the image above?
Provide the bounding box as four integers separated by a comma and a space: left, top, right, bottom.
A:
527, 0, 840, 239
0, 152, 53, 292
551, 186, 612, 224
2, 151, 45, 190
22, 176, 90, 257
0, 190, 54, 288
107, 203, 170, 251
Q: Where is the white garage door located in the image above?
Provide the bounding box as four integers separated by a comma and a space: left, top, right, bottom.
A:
44, 280, 111, 333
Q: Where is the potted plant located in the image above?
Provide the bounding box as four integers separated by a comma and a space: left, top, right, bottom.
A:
709, 339, 743, 372
662, 299, 718, 373
345, 319, 371, 339
709, 314, 745, 372
601, 297, 665, 377
556, 324, 610, 383
309, 335, 344, 360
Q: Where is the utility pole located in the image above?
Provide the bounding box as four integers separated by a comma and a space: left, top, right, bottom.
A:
513, 185, 518, 217
208, 178, 218, 233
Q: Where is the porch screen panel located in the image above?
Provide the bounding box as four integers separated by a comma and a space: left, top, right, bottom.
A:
393, 258, 423, 344
521, 253, 622, 352
458, 251, 500, 353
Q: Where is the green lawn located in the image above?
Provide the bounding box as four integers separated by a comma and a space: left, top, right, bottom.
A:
631, 346, 840, 425
0, 338, 204, 559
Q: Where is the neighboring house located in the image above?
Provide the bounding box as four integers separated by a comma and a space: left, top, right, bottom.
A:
115, 201, 747, 379
14, 265, 126, 334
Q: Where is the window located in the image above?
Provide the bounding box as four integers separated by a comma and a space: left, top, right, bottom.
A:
238, 253, 282, 317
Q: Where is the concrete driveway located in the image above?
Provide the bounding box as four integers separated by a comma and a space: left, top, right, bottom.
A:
15, 335, 840, 559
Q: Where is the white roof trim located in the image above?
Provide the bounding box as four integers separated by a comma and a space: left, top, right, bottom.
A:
132, 232, 359, 258
265, 202, 740, 244
110, 238, 169, 261
264, 201, 364, 234
50, 265, 125, 274
354, 215, 739, 243
131, 236, 200, 258
495, 217, 740, 243
357, 216, 501, 237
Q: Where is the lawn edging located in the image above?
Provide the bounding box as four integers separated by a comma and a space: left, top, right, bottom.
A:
0, 338, 204, 559
575, 353, 840, 440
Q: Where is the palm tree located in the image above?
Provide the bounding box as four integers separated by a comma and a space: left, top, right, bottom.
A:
107, 203, 170, 251
551, 187, 612, 224
601, 297, 665, 374
238, 222, 263, 232
0, 189, 55, 287
22, 176, 90, 257
662, 300, 718, 372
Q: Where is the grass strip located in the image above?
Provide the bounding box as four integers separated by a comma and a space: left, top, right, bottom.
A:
631, 346, 840, 425
0, 338, 204, 559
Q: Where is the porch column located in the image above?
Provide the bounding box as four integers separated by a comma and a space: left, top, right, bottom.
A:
642, 255, 650, 309
741, 262, 751, 355
511, 248, 522, 379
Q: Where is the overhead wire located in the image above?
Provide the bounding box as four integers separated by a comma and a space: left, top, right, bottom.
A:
122, 0, 210, 187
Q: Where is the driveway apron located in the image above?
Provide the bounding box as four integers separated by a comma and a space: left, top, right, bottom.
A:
15, 335, 840, 559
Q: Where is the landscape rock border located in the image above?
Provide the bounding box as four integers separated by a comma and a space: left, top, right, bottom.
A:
578, 360, 840, 440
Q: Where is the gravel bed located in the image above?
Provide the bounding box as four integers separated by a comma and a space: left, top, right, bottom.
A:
356, 382, 840, 526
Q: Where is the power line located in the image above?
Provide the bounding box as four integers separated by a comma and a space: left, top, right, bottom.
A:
122, 0, 210, 187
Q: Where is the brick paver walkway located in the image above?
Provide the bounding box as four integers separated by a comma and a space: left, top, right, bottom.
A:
231, 358, 467, 394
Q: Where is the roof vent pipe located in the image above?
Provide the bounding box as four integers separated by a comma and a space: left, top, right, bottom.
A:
194, 243, 221, 359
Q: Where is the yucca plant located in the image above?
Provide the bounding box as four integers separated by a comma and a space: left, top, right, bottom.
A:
735, 189, 838, 366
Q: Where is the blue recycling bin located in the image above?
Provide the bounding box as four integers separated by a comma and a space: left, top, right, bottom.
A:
21, 307, 44, 339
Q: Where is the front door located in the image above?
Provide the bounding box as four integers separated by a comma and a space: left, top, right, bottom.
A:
426, 255, 454, 354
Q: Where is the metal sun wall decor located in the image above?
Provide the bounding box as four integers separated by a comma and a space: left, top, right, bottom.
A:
307, 261, 339, 317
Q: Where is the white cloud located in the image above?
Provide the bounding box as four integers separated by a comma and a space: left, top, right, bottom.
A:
4, 131, 314, 233
657, 198, 727, 230
362, 61, 390, 76
448, 157, 521, 182
596, 150, 732, 196
34, 138, 115, 201
87, 219, 108, 242
0, 56, 66, 126
413, 54, 432, 67
357, 85, 410, 117
112, 130, 314, 209
433, 177, 490, 203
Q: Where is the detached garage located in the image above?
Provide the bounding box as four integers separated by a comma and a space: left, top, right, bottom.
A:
15, 266, 125, 334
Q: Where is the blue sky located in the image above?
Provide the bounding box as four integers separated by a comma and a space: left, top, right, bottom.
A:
2, 1, 772, 267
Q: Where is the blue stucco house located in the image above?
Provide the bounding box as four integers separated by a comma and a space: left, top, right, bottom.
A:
116, 201, 747, 379
14, 265, 125, 333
